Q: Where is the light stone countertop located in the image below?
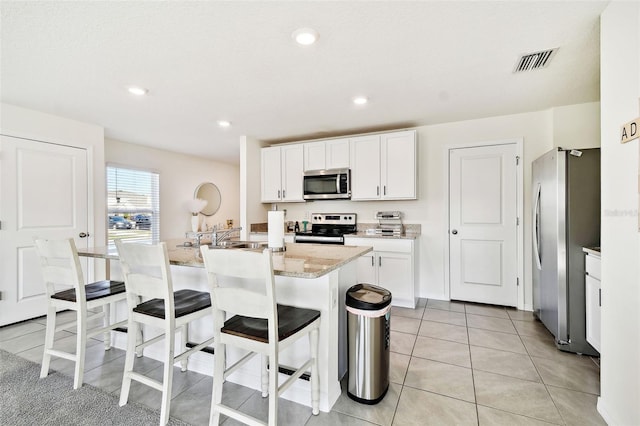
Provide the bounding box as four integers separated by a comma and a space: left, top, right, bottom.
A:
582, 246, 601, 257
78, 240, 372, 279
344, 231, 419, 240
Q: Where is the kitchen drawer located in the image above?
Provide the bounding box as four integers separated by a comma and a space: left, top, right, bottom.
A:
344, 237, 412, 253
585, 253, 601, 280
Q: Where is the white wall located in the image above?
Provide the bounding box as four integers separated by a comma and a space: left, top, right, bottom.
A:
247, 102, 600, 309
239, 135, 270, 240
598, 2, 640, 425
0, 103, 106, 247
105, 139, 240, 240
552, 102, 601, 149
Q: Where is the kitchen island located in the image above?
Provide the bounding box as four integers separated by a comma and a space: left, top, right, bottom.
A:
79, 241, 372, 412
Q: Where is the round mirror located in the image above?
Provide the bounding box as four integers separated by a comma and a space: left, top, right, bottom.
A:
194, 182, 221, 216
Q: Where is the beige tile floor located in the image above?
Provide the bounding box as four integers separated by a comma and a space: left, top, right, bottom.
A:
0, 299, 606, 425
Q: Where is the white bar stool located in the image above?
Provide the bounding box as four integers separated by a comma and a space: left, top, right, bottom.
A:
200, 246, 320, 426
115, 240, 215, 425
34, 238, 128, 390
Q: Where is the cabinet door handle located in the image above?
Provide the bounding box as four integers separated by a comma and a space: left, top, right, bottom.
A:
383, 185, 386, 196
379, 257, 382, 267
277, 190, 281, 199
282, 189, 286, 199
598, 288, 601, 307
371, 256, 374, 267
377, 186, 380, 196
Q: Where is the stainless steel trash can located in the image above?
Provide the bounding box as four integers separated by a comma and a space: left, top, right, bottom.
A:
346, 283, 392, 404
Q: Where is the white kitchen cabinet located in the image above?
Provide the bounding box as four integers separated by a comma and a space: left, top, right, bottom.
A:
350, 135, 381, 199
350, 130, 416, 200
261, 144, 304, 202
584, 250, 601, 353
346, 236, 417, 308
303, 138, 350, 171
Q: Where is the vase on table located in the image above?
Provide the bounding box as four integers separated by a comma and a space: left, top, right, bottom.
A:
191, 215, 199, 232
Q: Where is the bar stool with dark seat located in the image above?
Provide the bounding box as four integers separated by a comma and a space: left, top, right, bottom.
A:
34, 238, 128, 390
200, 246, 320, 426
115, 240, 215, 425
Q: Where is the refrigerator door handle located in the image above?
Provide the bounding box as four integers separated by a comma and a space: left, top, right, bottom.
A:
533, 183, 542, 270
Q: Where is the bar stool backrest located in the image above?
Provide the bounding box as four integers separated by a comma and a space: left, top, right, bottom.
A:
34, 238, 86, 301
115, 241, 174, 315
201, 248, 277, 332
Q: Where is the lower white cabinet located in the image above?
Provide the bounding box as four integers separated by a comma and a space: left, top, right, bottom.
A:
584, 250, 601, 353
345, 237, 417, 308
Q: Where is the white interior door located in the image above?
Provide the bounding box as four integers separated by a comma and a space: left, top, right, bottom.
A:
0, 136, 89, 325
449, 143, 518, 307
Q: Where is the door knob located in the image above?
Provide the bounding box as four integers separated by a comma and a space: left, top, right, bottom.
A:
79, 232, 90, 238
451, 229, 458, 235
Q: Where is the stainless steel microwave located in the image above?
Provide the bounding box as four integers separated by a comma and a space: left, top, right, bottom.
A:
303, 168, 351, 200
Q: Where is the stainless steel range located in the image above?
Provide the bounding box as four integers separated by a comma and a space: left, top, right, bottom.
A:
294, 213, 357, 245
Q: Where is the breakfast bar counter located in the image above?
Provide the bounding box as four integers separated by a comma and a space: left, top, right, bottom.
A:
79, 241, 372, 412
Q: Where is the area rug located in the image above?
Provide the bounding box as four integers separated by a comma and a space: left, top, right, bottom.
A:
0, 350, 191, 425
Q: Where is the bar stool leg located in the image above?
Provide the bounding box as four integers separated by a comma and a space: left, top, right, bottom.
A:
102, 303, 112, 350
119, 319, 138, 406
210, 341, 225, 425
180, 324, 188, 372
261, 355, 269, 397
268, 350, 278, 426
40, 305, 57, 379
73, 307, 88, 389
159, 325, 175, 425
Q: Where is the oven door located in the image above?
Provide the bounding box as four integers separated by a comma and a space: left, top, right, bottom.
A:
303, 169, 351, 200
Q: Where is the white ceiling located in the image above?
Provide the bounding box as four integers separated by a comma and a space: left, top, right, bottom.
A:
1, 1, 607, 164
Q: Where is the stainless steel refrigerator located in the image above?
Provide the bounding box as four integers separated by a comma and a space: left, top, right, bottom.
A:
532, 147, 600, 356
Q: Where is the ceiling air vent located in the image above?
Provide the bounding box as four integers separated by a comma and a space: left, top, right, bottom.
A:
513, 48, 558, 73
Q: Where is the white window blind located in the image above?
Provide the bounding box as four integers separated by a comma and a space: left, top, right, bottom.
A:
107, 166, 159, 245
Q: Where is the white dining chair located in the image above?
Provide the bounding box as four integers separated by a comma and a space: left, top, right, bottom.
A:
200, 246, 320, 426
115, 240, 215, 425
34, 238, 128, 390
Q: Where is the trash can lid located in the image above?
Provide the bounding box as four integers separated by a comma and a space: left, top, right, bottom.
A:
346, 283, 392, 310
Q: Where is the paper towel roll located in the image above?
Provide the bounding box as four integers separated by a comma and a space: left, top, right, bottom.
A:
268, 210, 285, 250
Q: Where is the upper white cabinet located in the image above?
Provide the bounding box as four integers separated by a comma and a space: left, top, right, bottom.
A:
350, 130, 416, 200
261, 145, 304, 202
303, 138, 350, 171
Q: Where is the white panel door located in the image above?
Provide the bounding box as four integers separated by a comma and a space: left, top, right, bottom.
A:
0, 136, 89, 325
261, 147, 282, 202
381, 130, 416, 199
350, 135, 380, 200
356, 253, 377, 285
325, 138, 350, 169
449, 144, 518, 306
281, 144, 304, 201
377, 252, 412, 306
303, 141, 326, 171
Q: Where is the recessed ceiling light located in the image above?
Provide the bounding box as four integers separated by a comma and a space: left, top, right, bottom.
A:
352, 96, 368, 105
127, 86, 148, 96
292, 28, 319, 46
217, 120, 231, 128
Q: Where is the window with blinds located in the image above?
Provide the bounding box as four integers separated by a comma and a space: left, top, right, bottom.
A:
107, 166, 159, 245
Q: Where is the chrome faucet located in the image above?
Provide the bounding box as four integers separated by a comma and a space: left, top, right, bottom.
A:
211, 226, 242, 246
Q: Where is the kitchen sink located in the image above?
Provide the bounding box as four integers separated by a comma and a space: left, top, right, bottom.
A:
213, 241, 266, 249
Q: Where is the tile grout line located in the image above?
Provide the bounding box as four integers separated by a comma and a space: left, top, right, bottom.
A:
509, 311, 568, 426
